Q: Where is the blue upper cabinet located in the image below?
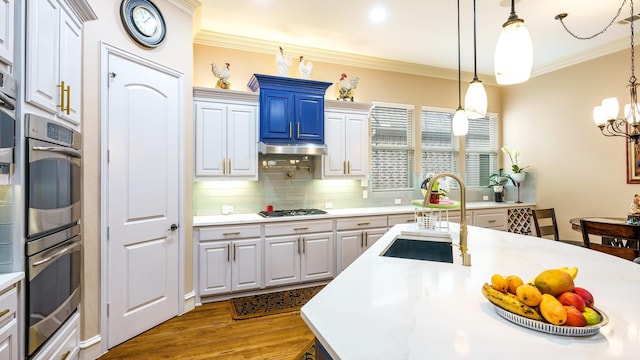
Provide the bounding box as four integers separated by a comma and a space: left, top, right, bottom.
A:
248, 74, 332, 145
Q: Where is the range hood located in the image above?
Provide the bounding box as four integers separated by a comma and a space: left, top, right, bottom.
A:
258, 142, 328, 155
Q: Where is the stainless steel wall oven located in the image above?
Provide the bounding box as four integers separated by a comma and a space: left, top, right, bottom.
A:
24, 114, 81, 357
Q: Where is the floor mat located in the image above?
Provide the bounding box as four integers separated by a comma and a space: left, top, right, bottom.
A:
229, 285, 324, 320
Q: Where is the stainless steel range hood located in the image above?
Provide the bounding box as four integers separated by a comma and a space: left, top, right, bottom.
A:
258, 142, 328, 156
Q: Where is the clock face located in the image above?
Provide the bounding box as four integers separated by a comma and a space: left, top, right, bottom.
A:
120, 0, 166, 48
132, 6, 158, 37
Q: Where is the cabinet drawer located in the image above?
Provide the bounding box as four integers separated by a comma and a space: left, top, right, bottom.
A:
336, 216, 387, 230
0, 285, 17, 328
388, 214, 416, 226
475, 212, 507, 228
264, 220, 333, 236
199, 225, 261, 241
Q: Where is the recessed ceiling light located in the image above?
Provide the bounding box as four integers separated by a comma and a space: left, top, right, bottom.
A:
369, 5, 387, 24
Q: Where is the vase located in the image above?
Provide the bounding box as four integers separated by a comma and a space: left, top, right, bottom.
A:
511, 172, 526, 203
493, 185, 505, 202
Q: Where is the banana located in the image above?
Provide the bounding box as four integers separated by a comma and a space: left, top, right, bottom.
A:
482, 283, 542, 321
557, 266, 578, 280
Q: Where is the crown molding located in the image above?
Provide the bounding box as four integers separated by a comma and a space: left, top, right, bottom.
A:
193, 30, 492, 85
533, 38, 628, 77
168, 0, 201, 15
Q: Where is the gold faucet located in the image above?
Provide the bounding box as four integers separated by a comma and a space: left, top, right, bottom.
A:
423, 172, 471, 266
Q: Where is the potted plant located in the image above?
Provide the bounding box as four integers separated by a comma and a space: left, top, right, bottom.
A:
487, 168, 514, 202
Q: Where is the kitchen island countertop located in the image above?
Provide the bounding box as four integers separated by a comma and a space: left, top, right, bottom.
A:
300, 223, 640, 359
193, 201, 534, 226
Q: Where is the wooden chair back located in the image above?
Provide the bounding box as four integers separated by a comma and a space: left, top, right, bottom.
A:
579, 219, 640, 261
532, 208, 560, 240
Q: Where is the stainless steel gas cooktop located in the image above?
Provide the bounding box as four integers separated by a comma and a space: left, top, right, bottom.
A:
258, 208, 328, 217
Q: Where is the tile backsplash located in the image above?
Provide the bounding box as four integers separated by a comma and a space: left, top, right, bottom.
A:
193, 155, 537, 215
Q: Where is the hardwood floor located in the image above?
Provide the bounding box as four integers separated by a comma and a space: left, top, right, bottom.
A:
97, 300, 315, 360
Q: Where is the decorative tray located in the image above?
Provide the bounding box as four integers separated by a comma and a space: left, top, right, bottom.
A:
491, 304, 608, 337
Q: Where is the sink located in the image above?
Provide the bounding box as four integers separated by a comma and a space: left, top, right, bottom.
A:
381, 237, 454, 263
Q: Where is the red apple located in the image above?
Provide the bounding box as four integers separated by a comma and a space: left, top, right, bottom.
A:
557, 291, 586, 312
564, 306, 587, 327
573, 287, 594, 308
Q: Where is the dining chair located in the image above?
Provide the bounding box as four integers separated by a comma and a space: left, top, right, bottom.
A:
532, 208, 583, 246
579, 219, 640, 261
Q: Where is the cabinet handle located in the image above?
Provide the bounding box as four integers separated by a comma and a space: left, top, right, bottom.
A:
297, 238, 301, 254
293, 227, 309, 231
488, 220, 496, 223
222, 232, 240, 236
302, 237, 306, 254
61, 351, 71, 360
406, 219, 415, 223
343, 160, 347, 175
222, 158, 226, 174
364, 232, 368, 247
57, 81, 70, 115
233, 244, 237, 261
0, 309, 9, 318
347, 161, 351, 174
228, 158, 232, 175
227, 244, 230, 262
360, 234, 364, 248
65, 84, 71, 115
297, 122, 300, 138
357, 222, 371, 226
289, 123, 293, 138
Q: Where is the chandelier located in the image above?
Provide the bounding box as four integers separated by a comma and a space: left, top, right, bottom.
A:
559, 0, 640, 143
452, 0, 468, 136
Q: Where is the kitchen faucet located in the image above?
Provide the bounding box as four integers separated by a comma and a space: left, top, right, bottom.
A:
423, 172, 471, 266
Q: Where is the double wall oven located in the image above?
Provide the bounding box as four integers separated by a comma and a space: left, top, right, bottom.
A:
24, 114, 81, 357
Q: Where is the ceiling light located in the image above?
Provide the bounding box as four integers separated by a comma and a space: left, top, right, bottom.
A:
369, 6, 387, 24
494, 0, 533, 85
464, 0, 487, 119
453, 0, 468, 136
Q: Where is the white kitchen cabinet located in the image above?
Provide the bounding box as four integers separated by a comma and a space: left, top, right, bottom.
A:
264, 220, 334, 287
25, 0, 95, 129
0, 283, 17, 360
0, 0, 15, 72
32, 311, 79, 360
322, 110, 369, 178
473, 208, 508, 231
194, 88, 258, 180
336, 216, 387, 273
198, 225, 262, 296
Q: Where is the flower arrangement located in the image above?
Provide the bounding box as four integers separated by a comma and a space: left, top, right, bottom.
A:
502, 146, 529, 174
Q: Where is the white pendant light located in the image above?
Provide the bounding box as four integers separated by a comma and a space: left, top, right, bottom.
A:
453, 0, 468, 136
494, 0, 533, 85
464, 0, 488, 119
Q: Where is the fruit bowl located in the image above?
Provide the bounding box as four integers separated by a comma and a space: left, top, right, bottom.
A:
491, 304, 609, 336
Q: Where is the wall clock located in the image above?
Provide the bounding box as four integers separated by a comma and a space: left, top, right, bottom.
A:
120, 0, 166, 48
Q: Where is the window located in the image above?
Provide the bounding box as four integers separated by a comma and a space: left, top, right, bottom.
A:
370, 103, 414, 191
421, 107, 498, 187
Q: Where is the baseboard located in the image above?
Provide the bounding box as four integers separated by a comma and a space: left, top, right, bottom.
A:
79, 334, 102, 360
184, 290, 196, 313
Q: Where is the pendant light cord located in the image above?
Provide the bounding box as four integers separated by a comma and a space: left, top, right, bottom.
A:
457, 0, 462, 109
472, 0, 479, 81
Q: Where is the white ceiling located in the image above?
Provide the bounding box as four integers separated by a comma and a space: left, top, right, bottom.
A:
195, 0, 634, 80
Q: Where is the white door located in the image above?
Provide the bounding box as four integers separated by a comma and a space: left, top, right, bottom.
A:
264, 236, 300, 287
106, 52, 181, 348
231, 238, 262, 291
345, 113, 369, 176
301, 232, 334, 282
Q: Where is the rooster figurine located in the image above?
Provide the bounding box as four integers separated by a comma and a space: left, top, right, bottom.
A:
298, 56, 313, 79
211, 62, 231, 89
337, 73, 359, 101
276, 46, 291, 76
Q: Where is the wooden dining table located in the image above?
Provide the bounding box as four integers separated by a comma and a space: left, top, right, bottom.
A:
569, 217, 640, 248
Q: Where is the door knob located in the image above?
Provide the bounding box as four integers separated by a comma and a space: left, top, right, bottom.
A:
169, 224, 178, 231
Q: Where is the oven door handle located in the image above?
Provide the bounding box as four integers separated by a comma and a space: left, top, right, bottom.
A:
32, 240, 80, 267
32, 146, 82, 158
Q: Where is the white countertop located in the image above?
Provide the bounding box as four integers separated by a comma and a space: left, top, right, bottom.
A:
0, 272, 24, 290
193, 201, 535, 226
300, 223, 640, 359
